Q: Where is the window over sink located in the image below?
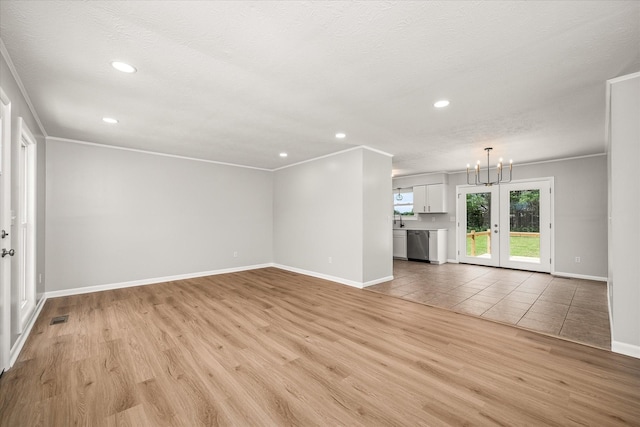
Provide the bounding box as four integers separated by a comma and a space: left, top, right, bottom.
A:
393, 188, 416, 219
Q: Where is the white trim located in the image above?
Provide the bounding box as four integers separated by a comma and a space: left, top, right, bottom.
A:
9, 294, 45, 367
398, 153, 607, 177
15, 118, 37, 334
273, 264, 365, 289
47, 137, 394, 174
0, 86, 11, 373
607, 279, 613, 350
45, 263, 274, 298
362, 276, 394, 288
46, 137, 271, 171
360, 145, 394, 158
392, 170, 451, 179
446, 259, 459, 264
552, 272, 607, 282
0, 39, 47, 138
607, 71, 640, 84
611, 341, 640, 359
273, 145, 393, 171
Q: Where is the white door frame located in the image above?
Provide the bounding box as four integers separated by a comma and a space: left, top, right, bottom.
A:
498, 179, 553, 272
457, 185, 500, 267
0, 87, 12, 373
14, 118, 36, 334
457, 177, 555, 273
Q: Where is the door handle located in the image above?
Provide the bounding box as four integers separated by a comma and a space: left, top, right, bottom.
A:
2, 248, 15, 257
494, 230, 499, 233
1, 230, 7, 239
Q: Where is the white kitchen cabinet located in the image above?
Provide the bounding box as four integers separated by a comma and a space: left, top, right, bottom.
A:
428, 229, 448, 264
393, 229, 407, 259
413, 184, 447, 213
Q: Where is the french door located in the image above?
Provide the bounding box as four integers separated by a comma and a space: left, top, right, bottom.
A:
458, 179, 552, 273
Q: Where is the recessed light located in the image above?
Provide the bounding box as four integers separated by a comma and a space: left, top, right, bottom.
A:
335, 132, 346, 139
102, 117, 118, 124
434, 100, 450, 108
111, 61, 137, 73
279, 152, 288, 158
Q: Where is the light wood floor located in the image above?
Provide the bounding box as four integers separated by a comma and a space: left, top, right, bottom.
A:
1, 268, 639, 426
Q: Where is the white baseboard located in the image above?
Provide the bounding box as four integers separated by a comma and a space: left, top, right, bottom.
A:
552, 272, 607, 282
9, 296, 47, 367
612, 340, 640, 359
363, 276, 394, 288
45, 263, 274, 298
447, 259, 459, 264
273, 264, 368, 289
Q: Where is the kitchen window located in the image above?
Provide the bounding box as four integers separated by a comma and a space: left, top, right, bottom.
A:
393, 189, 416, 218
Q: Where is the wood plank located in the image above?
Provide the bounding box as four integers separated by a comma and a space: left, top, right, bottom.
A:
1, 267, 639, 426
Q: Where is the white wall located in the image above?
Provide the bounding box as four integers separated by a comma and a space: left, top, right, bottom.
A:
45, 139, 273, 292
273, 147, 393, 286
608, 73, 640, 357
363, 149, 393, 283
393, 155, 608, 279
273, 148, 364, 283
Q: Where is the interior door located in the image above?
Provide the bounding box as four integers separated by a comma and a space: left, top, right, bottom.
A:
0, 88, 12, 373
458, 186, 500, 267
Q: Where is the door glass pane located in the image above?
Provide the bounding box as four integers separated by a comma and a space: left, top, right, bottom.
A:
466, 192, 492, 257
509, 189, 540, 262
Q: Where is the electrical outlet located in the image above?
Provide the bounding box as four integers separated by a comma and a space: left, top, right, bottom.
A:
233, 251, 238, 258
574, 256, 581, 263
328, 256, 332, 264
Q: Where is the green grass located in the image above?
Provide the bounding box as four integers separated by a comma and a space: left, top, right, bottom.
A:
508, 235, 540, 257
466, 235, 540, 258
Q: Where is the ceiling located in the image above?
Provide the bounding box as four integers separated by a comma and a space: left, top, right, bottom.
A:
1, 1, 638, 176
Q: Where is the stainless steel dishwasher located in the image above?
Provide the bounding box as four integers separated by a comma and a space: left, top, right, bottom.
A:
407, 230, 429, 262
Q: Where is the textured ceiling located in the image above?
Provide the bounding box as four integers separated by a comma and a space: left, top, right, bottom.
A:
1, 1, 639, 175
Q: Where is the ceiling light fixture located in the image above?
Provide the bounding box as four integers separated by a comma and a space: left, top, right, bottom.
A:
111, 61, 137, 73
395, 188, 403, 201
102, 117, 118, 124
466, 147, 513, 186
279, 152, 288, 158
434, 100, 450, 108
335, 132, 346, 139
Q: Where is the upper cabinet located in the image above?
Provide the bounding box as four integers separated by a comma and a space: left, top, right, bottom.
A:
413, 184, 447, 213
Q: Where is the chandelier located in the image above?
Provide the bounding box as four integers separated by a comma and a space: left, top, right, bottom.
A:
467, 147, 513, 186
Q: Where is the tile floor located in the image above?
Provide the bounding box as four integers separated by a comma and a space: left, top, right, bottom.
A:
366, 260, 611, 349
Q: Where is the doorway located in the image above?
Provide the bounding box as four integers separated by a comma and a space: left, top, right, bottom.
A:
15, 118, 36, 334
457, 179, 553, 273
0, 88, 11, 374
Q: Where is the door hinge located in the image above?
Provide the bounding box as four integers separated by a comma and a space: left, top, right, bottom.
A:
550, 258, 552, 264
457, 193, 461, 199
549, 223, 552, 229
458, 250, 460, 255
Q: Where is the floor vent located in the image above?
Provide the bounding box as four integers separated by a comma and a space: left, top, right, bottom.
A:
50, 315, 69, 325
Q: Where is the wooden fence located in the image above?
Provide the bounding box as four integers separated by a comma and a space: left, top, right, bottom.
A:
466, 230, 540, 256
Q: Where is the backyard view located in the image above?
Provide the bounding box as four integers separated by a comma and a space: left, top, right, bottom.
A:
466, 190, 540, 258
